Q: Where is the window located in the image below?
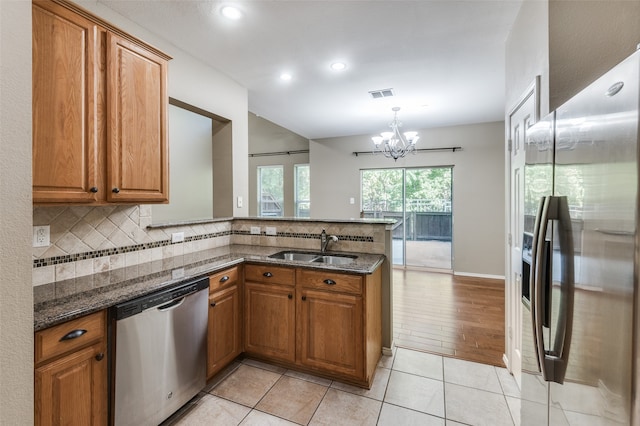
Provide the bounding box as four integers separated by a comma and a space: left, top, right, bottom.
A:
257, 165, 284, 217
294, 164, 310, 217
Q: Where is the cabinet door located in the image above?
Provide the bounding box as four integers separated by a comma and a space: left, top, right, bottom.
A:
32, 1, 99, 203
106, 32, 168, 203
299, 289, 364, 379
35, 342, 107, 426
244, 282, 295, 363
208, 285, 242, 378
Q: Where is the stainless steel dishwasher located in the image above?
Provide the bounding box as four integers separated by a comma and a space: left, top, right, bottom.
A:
112, 277, 209, 426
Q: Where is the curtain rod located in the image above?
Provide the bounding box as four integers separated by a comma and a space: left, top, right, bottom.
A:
352, 147, 462, 156
249, 149, 310, 158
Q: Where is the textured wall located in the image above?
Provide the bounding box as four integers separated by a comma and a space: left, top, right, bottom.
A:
0, 0, 34, 422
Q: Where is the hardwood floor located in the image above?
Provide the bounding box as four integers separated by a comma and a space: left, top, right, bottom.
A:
393, 269, 506, 367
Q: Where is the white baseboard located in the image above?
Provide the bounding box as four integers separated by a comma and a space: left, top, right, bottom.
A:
502, 353, 510, 371
453, 271, 505, 280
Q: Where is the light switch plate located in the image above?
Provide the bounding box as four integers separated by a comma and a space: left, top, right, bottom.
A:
237, 196, 243, 208
265, 227, 277, 236
250, 226, 261, 235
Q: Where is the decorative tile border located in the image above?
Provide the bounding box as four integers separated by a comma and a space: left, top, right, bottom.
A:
33, 231, 232, 268
32, 230, 373, 268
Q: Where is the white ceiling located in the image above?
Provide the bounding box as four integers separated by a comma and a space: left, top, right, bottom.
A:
99, 0, 522, 140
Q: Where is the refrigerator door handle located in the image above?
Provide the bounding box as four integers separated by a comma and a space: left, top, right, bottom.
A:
534, 196, 575, 384
532, 196, 550, 377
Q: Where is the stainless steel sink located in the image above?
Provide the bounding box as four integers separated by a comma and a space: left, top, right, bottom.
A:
269, 251, 319, 262
268, 250, 357, 265
312, 255, 357, 265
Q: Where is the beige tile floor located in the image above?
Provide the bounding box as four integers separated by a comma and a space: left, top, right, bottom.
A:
162, 348, 521, 426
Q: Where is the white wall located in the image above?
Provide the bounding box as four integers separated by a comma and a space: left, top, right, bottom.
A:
0, 0, 34, 423
310, 121, 505, 277
548, 0, 640, 110
505, 0, 550, 116
78, 0, 250, 217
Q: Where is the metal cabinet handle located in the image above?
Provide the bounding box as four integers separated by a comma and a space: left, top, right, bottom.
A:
220, 276, 230, 283
59, 329, 87, 342
287, 294, 292, 299
301, 296, 307, 301
95, 353, 104, 361
210, 301, 216, 307
323, 279, 336, 285
263, 272, 273, 278
112, 187, 120, 193
90, 187, 98, 193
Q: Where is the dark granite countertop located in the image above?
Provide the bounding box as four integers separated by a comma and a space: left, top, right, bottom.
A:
34, 244, 385, 331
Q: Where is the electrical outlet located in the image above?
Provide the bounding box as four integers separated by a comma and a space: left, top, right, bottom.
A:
265, 226, 277, 236
33, 225, 50, 247
171, 232, 184, 243
250, 226, 261, 235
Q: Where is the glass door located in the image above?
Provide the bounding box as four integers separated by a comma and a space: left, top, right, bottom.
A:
361, 167, 453, 269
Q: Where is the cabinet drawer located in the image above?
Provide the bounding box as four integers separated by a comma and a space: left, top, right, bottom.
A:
209, 266, 239, 292
245, 264, 295, 286
35, 310, 105, 365
298, 269, 363, 295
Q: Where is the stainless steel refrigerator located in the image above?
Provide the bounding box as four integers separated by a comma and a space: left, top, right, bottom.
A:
521, 50, 638, 425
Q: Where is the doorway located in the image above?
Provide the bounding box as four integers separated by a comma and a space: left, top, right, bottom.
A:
361, 167, 453, 270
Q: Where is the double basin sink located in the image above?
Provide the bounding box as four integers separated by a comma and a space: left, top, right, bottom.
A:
268, 250, 357, 265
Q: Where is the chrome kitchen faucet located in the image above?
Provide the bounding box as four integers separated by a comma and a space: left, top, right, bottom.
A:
320, 229, 338, 252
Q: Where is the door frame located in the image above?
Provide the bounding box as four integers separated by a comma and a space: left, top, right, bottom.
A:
505, 77, 540, 382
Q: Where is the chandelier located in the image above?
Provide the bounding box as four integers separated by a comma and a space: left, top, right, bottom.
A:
371, 107, 419, 161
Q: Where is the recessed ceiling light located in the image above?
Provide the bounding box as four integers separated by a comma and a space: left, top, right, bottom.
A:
221, 6, 242, 20
330, 62, 346, 71
280, 73, 292, 81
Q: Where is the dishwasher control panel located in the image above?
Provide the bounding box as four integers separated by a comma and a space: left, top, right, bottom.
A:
114, 277, 209, 320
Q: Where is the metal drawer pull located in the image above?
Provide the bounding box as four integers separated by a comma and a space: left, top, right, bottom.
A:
323, 279, 336, 285
220, 275, 230, 283
288, 294, 292, 299
112, 187, 120, 193
302, 296, 307, 301
95, 353, 104, 361
59, 329, 87, 342
210, 302, 216, 307
263, 272, 273, 278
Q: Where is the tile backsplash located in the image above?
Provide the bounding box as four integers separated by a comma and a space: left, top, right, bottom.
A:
32, 206, 389, 287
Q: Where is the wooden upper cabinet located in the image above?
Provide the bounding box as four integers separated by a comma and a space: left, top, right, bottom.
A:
32, 1, 99, 203
32, 0, 170, 205
106, 33, 168, 203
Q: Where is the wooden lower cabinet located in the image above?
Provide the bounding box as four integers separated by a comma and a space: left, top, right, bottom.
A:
298, 289, 364, 378
244, 264, 382, 388
34, 311, 107, 426
244, 281, 296, 363
207, 284, 242, 378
